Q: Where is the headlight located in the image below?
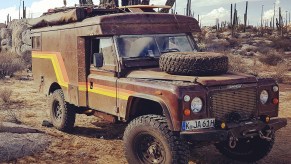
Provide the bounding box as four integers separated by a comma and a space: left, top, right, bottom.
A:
260, 90, 269, 104
191, 97, 203, 113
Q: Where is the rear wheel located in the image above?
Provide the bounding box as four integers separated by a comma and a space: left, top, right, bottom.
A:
215, 135, 274, 162
124, 115, 189, 164
48, 89, 76, 132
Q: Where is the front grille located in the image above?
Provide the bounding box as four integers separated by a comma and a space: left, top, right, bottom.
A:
210, 88, 257, 121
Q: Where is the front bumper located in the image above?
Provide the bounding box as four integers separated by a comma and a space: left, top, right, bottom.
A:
180, 118, 287, 142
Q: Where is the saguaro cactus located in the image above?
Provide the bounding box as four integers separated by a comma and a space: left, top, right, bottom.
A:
230, 4, 233, 27
243, 1, 248, 32
23, 1, 26, 19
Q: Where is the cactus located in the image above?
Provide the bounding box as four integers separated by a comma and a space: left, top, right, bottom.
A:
186, 0, 192, 16
230, 4, 233, 27
7, 14, 9, 24
243, 1, 248, 32
22, 1, 27, 19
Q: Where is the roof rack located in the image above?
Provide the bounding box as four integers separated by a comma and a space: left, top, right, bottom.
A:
118, 5, 171, 13
29, 4, 173, 28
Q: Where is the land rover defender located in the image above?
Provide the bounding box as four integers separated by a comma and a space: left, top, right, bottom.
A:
31, 5, 287, 163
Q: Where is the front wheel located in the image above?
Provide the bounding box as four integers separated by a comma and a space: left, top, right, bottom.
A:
48, 89, 76, 132
123, 115, 189, 164
215, 135, 275, 162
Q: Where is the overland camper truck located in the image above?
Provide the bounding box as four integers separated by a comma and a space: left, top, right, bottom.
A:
31, 5, 287, 164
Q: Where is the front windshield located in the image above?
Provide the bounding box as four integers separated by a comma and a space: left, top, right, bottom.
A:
116, 34, 195, 58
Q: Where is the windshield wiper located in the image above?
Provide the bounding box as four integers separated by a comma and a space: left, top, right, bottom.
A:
161, 48, 181, 53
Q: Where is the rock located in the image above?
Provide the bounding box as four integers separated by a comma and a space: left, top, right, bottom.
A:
0, 23, 6, 29
21, 44, 32, 54
42, 120, 53, 127
0, 122, 41, 133
0, 132, 49, 162
241, 44, 258, 52
22, 30, 31, 46
244, 51, 255, 57
239, 33, 251, 38
0, 122, 50, 162
0, 28, 12, 40
0, 45, 12, 52
1, 38, 11, 46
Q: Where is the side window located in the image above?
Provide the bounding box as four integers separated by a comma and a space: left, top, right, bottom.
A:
32, 36, 41, 50
92, 37, 116, 68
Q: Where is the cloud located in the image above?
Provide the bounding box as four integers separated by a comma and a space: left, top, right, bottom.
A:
201, 7, 229, 26
263, 0, 282, 21
0, 7, 19, 23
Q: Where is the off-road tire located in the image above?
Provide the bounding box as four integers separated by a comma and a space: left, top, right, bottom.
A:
124, 115, 189, 164
48, 89, 76, 132
215, 135, 275, 162
159, 52, 228, 76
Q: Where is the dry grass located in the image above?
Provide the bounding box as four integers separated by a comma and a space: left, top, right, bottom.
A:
271, 62, 289, 83
258, 50, 285, 66
227, 54, 248, 73
0, 88, 12, 104
271, 38, 291, 51
0, 52, 26, 78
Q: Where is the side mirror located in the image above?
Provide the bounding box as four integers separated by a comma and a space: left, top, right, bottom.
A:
93, 53, 104, 67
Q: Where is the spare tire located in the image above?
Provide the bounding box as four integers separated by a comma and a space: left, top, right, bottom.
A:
159, 52, 228, 76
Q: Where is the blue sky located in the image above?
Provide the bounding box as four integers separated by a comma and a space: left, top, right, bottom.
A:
0, 0, 290, 26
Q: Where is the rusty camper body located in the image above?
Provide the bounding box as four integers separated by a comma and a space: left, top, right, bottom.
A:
31, 12, 200, 130
31, 6, 286, 163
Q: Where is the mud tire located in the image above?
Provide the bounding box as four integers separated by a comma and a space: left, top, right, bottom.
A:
159, 52, 228, 76
124, 115, 189, 164
215, 135, 275, 162
48, 89, 76, 132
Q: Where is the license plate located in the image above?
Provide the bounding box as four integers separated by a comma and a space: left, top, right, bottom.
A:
182, 118, 215, 131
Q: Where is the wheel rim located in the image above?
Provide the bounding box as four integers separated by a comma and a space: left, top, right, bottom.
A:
134, 133, 166, 164
52, 100, 62, 120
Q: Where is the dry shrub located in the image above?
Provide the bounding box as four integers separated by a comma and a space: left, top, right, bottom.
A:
0, 88, 12, 104
226, 38, 240, 48
21, 50, 32, 65
271, 62, 289, 83
227, 54, 248, 73
257, 46, 272, 54
0, 52, 25, 78
258, 51, 285, 66
271, 38, 291, 51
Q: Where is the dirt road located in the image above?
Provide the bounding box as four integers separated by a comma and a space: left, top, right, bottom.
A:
0, 79, 290, 163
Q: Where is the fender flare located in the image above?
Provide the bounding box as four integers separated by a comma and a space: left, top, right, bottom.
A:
125, 94, 174, 131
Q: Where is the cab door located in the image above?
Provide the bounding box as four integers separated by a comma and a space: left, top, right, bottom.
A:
87, 37, 119, 116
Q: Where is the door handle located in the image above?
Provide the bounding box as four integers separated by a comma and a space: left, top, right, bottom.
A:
90, 82, 93, 89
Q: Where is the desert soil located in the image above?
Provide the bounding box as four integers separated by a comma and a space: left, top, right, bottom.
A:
0, 79, 290, 164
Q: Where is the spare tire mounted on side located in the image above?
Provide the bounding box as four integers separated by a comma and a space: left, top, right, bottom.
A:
159, 52, 229, 76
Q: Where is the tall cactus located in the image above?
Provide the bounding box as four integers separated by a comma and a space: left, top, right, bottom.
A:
22, 1, 26, 19
230, 4, 233, 27
243, 1, 248, 32
7, 14, 9, 24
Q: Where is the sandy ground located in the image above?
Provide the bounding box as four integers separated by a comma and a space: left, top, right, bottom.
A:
0, 79, 290, 164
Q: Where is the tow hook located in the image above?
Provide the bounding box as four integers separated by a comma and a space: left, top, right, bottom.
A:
228, 135, 238, 149
259, 130, 273, 141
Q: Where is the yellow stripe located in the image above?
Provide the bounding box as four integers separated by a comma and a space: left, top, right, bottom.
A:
32, 54, 68, 88
33, 53, 131, 100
